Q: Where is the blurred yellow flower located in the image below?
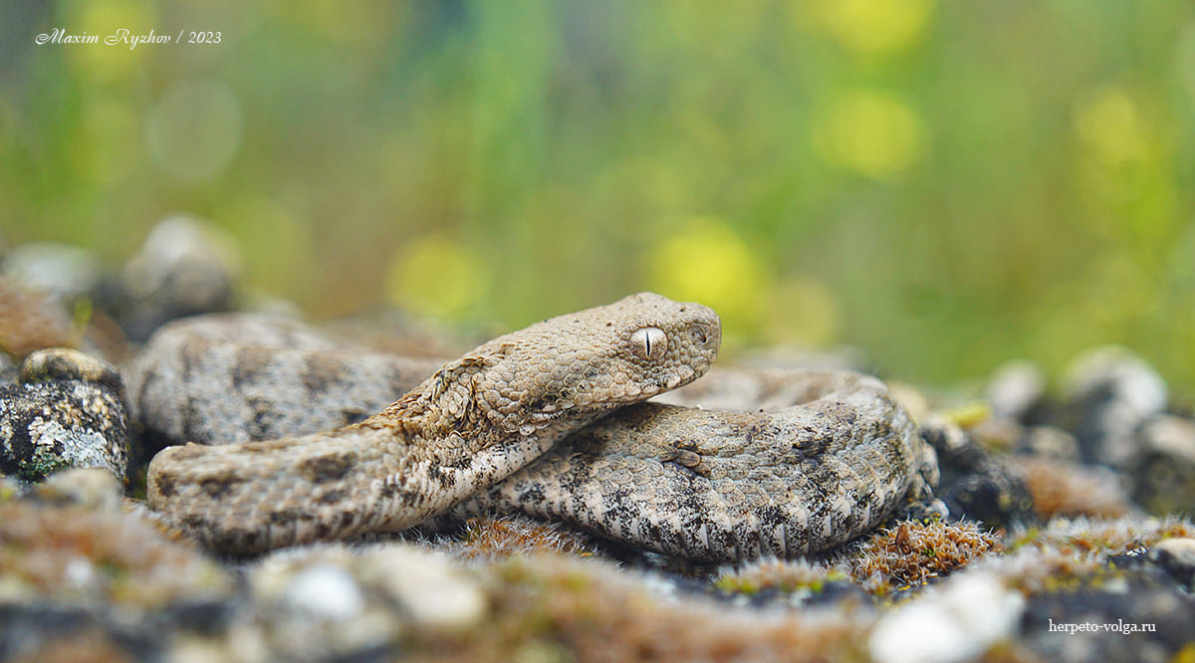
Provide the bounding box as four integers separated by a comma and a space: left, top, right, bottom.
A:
386, 236, 488, 320
649, 218, 765, 331
1074, 86, 1149, 166
63, 0, 155, 83
809, 0, 936, 57
813, 89, 927, 179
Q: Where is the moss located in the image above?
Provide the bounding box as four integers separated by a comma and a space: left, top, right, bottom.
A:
0, 501, 232, 608
982, 516, 1195, 596
406, 554, 874, 663
842, 518, 1003, 595
444, 515, 599, 561
716, 558, 847, 595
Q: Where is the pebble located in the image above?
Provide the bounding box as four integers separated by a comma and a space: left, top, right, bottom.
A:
1130, 415, 1195, 516
0, 277, 75, 360
869, 571, 1024, 663
94, 216, 240, 341
1063, 346, 1167, 468
1017, 425, 1081, 461
1, 242, 101, 301
24, 467, 124, 511
986, 359, 1047, 423
0, 349, 129, 482
1149, 538, 1195, 590
251, 542, 486, 660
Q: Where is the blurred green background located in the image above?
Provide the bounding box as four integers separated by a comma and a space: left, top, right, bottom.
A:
3, 0, 1195, 386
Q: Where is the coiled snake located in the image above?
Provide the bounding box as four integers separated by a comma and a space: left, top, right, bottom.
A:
140, 293, 936, 560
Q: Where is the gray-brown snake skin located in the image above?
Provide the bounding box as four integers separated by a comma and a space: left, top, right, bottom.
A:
146, 293, 721, 554
140, 294, 937, 560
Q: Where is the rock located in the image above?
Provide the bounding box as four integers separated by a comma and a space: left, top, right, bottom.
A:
1, 242, 101, 302
0, 349, 129, 482
0, 277, 74, 360
1019, 566, 1195, 663
25, 467, 123, 511
0, 354, 15, 386
1063, 346, 1167, 468
986, 359, 1047, 424
94, 216, 241, 342
250, 543, 486, 660
1130, 415, 1195, 516
0, 499, 233, 607
1149, 538, 1195, 590
869, 571, 1024, 663
0, 497, 236, 661
1011, 456, 1132, 519
21, 347, 125, 398
1017, 425, 1081, 461
921, 417, 1036, 530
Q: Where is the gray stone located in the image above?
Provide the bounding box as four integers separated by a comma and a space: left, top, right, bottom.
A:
987, 359, 1047, 423
1150, 538, 1195, 590
870, 572, 1024, 663
1, 242, 101, 301
1063, 346, 1167, 468
96, 216, 241, 341
1131, 415, 1195, 516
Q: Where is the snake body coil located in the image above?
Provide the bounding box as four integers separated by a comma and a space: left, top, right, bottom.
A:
140, 294, 936, 560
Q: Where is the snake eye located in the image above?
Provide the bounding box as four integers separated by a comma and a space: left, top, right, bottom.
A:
630, 327, 668, 361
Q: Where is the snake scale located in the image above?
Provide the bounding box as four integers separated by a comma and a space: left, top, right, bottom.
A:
139, 293, 938, 561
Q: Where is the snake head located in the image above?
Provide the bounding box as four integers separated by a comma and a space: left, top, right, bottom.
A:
469, 292, 721, 435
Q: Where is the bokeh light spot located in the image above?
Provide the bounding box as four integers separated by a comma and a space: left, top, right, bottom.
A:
813, 89, 927, 179
145, 79, 243, 184
811, 0, 936, 57
386, 236, 488, 320
650, 218, 765, 330
63, 0, 156, 82
1074, 86, 1148, 166
765, 279, 839, 346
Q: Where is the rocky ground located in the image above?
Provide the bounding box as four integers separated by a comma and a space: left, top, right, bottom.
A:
1, 217, 1194, 663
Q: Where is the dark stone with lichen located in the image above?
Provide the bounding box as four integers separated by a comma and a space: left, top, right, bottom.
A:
1019, 565, 1195, 663
921, 417, 1035, 531
0, 349, 129, 482
1130, 415, 1195, 517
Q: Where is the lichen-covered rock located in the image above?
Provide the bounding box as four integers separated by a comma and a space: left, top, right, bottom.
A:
1149, 538, 1195, 591
1130, 415, 1195, 517
921, 417, 1036, 530
0, 500, 233, 607
0, 349, 129, 482
1018, 566, 1195, 663
1063, 346, 1167, 468
0, 497, 237, 662
94, 216, 241, 342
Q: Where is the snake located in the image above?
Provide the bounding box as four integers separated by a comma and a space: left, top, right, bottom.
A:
139, 293, 937, 561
